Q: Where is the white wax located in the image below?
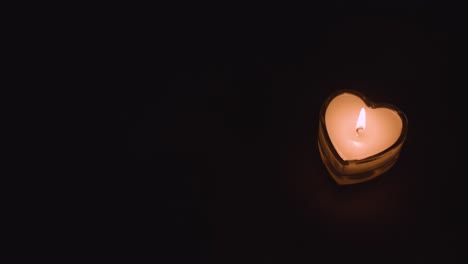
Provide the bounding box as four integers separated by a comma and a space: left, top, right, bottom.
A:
325, 93, 403, 161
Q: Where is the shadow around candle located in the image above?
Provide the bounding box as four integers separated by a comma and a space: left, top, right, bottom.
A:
286, 135, 413, 246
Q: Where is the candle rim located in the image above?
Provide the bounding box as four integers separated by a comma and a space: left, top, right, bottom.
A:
319, 89, 408, 164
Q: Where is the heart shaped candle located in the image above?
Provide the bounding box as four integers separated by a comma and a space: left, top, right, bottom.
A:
318, 90, 408, 185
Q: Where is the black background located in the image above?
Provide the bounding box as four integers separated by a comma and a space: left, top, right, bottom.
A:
103, 3, 467, 263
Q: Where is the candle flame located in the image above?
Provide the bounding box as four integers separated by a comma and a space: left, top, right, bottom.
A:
356, 107, 366, 131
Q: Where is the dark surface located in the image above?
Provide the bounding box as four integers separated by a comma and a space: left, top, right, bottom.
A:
107, 5, 467, 264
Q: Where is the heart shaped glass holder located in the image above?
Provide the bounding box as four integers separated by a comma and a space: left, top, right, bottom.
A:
318, 90, 408, 185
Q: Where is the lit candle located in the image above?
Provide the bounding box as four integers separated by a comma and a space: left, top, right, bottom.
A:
318, 90, 408, 185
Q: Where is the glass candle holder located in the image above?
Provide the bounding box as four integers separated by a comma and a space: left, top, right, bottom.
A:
318, 90, 408, 185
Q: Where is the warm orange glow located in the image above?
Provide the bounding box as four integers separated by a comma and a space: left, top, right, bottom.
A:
356, 107, 366, 131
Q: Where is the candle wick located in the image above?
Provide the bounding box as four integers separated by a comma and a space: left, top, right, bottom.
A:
356, 127, 364, 136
